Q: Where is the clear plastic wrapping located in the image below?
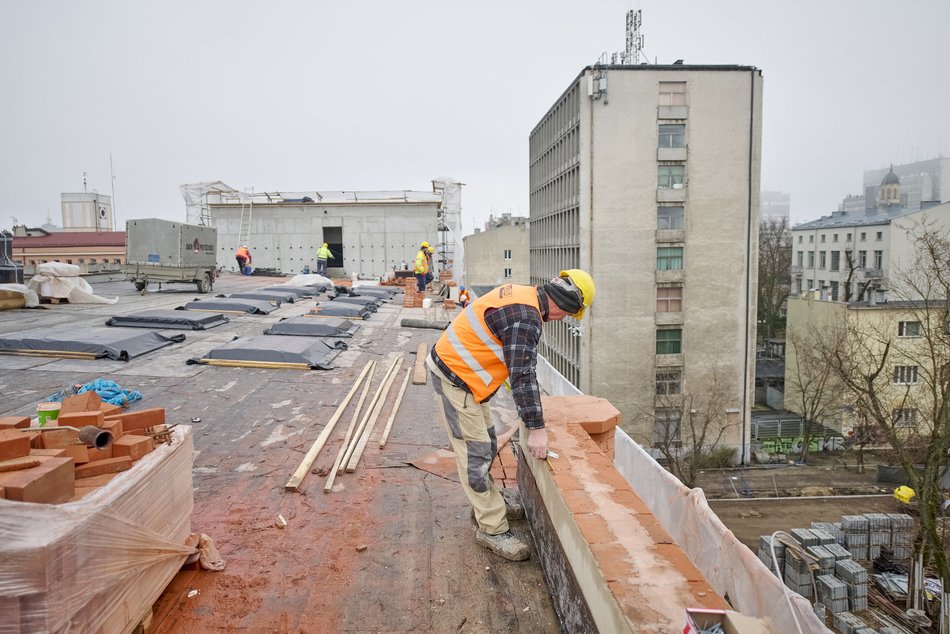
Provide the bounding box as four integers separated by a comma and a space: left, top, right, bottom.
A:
0, 426, 194, 633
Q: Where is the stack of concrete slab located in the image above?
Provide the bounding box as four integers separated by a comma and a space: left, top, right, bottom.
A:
811, 521, 845, 545
833, 611, 875, 634
866, 512, 891, 561
756, 534, 784, 577
783, 550, 813, 598
887, 513, 914, 560
842, 515, 870, 561
836, 558, 869, 612
806, 544, 835, 575
790, 528, 820, 548
815, 574, 849, 614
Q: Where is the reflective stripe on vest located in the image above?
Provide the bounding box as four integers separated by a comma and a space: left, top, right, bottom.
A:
434, 284, 540, 402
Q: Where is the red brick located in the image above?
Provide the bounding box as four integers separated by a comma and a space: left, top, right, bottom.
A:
0, 456, 75, 503
688, 580, 730, 610
541, 395, 620, 434
99, 402, 123, 416
30, 448, 67, 458
103, 408, 165, 432
587, 429, 615, 458
590, 542, 637, 582
100, 418, 124, 440
551, 468, 584, 491
0, 429, 31, 461
38, 428, 80, 450
637, 514, 675, 545
575, 513, 615, 545
0, 416, 30, 430
498, 446, 518, 468
86, 444, 114, 462
112, 435, 153, 462
61, 444, 89, 465
57, 411, 104, 428
0, 456, 42, 473
561, 488, 600, 514
60, 391, 102, 415
75, 456, 132, 479
606, 488, 652, 515
654, 544, 705, 582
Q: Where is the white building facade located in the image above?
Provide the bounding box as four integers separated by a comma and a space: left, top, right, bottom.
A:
529, 65, 763, 461
462, 214, 529, 289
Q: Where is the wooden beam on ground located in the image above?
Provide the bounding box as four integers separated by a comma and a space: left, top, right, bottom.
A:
378, 368, 411, 448
339, 356, 400, 473
324, 361, 377, 492
346, 358, 403, 472
284, 360, 373, 491
412, 343, 427, 385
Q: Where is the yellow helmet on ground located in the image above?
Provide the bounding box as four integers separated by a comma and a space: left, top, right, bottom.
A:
421, 241, 429, 248
558, 269, 595, 319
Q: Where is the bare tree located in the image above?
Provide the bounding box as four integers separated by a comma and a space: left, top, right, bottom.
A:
758, 217, 792, 341
784, 324, 849, 463
842, 248, 874, 303
822, 218, 950, 581
644, 371, 738, 487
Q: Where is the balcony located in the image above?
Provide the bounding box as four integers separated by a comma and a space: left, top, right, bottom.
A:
657, 186, 686, 203
658, 105, 688, 120
790, 265, 803, 276
657, 147, 688, 162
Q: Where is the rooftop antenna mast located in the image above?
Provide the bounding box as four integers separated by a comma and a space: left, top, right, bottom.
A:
83, 172, 88, 193
624, 9, 645, 64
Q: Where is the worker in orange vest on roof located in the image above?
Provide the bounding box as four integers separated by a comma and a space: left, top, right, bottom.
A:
235, 245, 252, 275
427, 269, 595, 562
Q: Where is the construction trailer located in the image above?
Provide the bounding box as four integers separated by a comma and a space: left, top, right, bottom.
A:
124, 219, 217, 293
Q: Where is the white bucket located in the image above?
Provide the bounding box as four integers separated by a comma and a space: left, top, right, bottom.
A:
422, 298, 432, 309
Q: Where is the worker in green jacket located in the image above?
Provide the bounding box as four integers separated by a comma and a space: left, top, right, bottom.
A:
316, 243, 333, 276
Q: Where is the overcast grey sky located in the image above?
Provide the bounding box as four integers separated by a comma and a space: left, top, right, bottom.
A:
1, 0, 947, 234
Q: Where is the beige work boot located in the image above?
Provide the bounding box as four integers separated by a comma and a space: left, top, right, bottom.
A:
475, 529, 530, 561
470, 489, 525, 523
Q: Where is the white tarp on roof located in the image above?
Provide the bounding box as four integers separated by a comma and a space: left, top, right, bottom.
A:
27, 262, 117, 304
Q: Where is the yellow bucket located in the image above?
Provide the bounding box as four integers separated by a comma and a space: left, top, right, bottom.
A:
36, 402, 62, 427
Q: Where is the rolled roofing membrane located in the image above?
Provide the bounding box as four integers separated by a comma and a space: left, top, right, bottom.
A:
226, 291, 297, 304
180, 298, 276, 314
330, 295, 380, 311
258, 285, 327, 298
106, 310, 230, 330
187, 335, 346, 370
350, 286, 400, 299
307, 304, 372, 319
263, 316, 360, 338
0, 326, 185, 360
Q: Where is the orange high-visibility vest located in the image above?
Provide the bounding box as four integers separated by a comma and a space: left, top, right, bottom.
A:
434, 284, 540, 402
235, 246, 251, 262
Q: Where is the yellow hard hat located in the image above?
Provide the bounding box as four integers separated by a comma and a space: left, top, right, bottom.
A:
428, 247, 434, 253
421, 241, 429, 248
322, 242, 328, 247
558, 269, 595, 319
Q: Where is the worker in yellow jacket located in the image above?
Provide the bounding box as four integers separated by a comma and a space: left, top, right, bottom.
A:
315, 243, 333, 276
427, 269, 595, 561
413, 241, 430, 292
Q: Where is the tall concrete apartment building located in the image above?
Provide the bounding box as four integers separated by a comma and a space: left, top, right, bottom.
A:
529, 65, 762, 460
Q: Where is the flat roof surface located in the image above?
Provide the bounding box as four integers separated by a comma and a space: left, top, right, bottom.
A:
0, 273, 559, 632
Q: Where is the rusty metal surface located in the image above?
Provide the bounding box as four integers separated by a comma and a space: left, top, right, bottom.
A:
0, 273, 560, 632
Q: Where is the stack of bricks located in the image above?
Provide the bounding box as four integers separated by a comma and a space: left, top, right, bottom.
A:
0, 392, 168, 504
866, 512, 891, 561
756, 534, 784, 577
835, 558, 869, 612
887, 513, 914, 560
842, 514, 870, 561
783, 549, 813, 599
811, 521, 845, 545
402, 279, 419, 308
833, 610, 874, 634
806, 544, 835, 576
490, 442, 519, 490
815, 574, 849, 614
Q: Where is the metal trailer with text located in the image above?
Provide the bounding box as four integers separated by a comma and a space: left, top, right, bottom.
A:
124, 219, 217, 294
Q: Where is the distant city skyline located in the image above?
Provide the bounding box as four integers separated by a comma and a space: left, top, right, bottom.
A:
1, 1, 947, 235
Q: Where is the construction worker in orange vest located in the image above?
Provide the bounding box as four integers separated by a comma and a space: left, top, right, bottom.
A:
235, 245, 252, 275
427, 269, 595, 561
456, 285, 471, 308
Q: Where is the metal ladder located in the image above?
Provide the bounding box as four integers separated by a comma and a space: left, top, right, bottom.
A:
238, 187, 253, 246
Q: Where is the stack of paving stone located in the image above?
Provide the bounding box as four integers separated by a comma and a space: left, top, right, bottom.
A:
836, 558, 869, 612
790, 527, 820, 548
887, 513, 914, 560
825, 542, 853, 563
842, 514, 870, 561
756, 534, 784, 577
806, 544, 836, 576
783, 549, 814, 599
815, 574, 849, 614
833, 611, 876, 634
866, 512, 892, 561
811, 521, 845, 545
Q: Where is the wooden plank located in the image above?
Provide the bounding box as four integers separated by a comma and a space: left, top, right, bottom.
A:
284, 360, 374, 491
324, 361, 377, 493
339, 356, 400, 473
378, 368, 411, 448
412, 342, 427, 385
346, 358, 403, 472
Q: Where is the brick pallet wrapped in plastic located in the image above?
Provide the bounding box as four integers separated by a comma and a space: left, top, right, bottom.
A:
0, 426, 195, 633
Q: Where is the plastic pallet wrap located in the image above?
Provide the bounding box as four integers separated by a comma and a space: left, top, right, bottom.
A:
0, 426, 194, 633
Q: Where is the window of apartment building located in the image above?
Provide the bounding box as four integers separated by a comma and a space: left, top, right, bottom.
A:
89, 258, 97, 264
809, 235, 814, 243
806, 279, 814, 290
657, 206, 684, 230
807, 251, 815, 267
503, 249, 512, 260
656, 247, 683, 270
655, 370, 682, 395
830, 281, 839, 301
858, 250, 867, 267
833, 234, 839, 242
796, 279, 803, 293
798, 236, 802, 244
874, 250, 883, 268
658, 82, 686, 106
653, 410, 682, 447
860, 232, 867, 241
78, 258, 85, 264
893, 365, 919, 384
66, 260, 72, 264
898, 321, 921, 337
29, 260, 36, 265
893, 408, 917, 428
796, 252, 803, 266
656, 328, 682, 354
876, 231, 883, 241
846, 233, 852, 241
658, 124, 686, 148
113, 259, 120, 264
819, 251, 826, 269
503, 268, 512, 278
658, 165, 685, 189
656, 286, 683, 312
830, 251, 840, 271
820, 235, 826, 243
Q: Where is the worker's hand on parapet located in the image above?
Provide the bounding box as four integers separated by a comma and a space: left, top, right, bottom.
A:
527, 428, 549, 460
